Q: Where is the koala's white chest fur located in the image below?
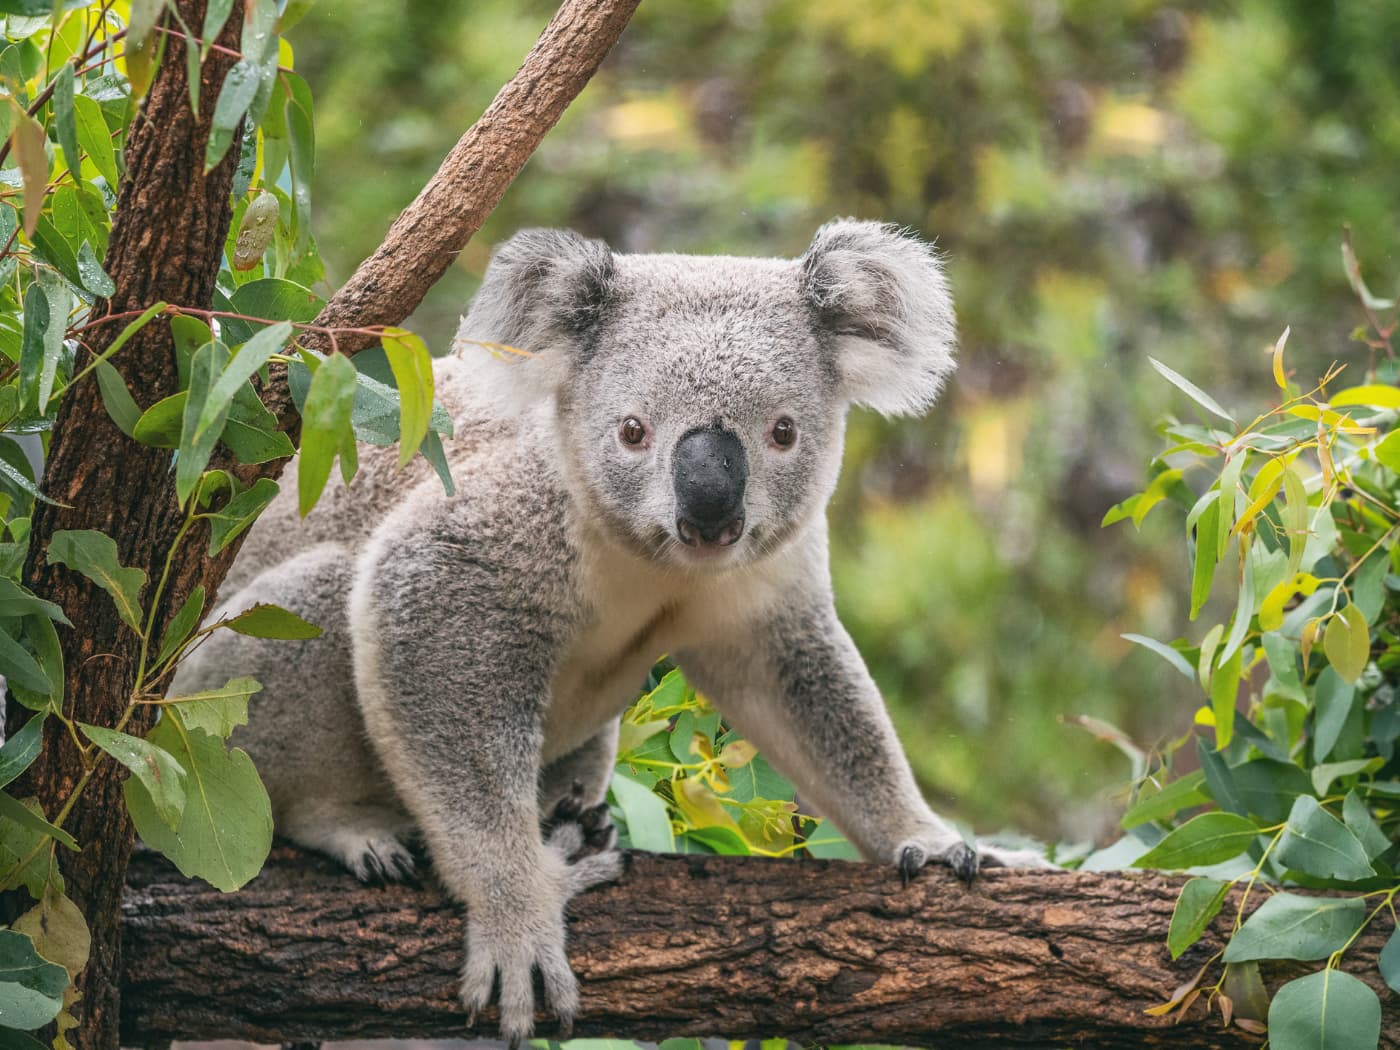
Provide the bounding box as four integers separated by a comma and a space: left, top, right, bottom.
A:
540, 529, 804, 762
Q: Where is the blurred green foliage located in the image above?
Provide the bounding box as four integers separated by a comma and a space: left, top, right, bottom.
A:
290, 0, 1400, 840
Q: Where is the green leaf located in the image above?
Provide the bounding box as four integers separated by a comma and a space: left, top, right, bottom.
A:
1132, 811, 1259, 870
201, 0, 236, 57
79, 723, 187, 831
0, 579, 68, 626
0, 712, 45, 788
76, 240, 115, 297
1121, 770, 1210, 830
17, 282, 48, 413
177, 340, 232, 506
1268, 969, 1380, 1050
161, 676, 260, 739
203, 477, 279, 555
219, 278, 322, 345
1275, 795, 1376, 882
1380, 927, 1400, 994
155, 585, 205, 667
33, 273, 69, 415
1313, 669, 1356, 763
221, 603, 321, 639
1323, 604, 1369, 683
46, 529, 146, 632
1342, 791, 1390, 861
1190, 498, 1220, 620
132, 391, 186, 448
205, 58, 263, 171
0, 438, 61, 508
1150, 356, 1236, 424
283, 72, 315, 254
608, 770, 674, 852
124, 713, 272, 892
51, 65, 78, 181
297, 352, 357, 516
0, 792, 77, 851
420, 429, 455, 496
380, 328, 433, 468
1311, 758, 1382, 798
1209, 645, 1242, 750
1230, 758, 1312, 823
1167, 877, 1229, 959
93, 359, 140, 437
1121, 634, 1194, 679
194, 321, 292, 442
1223, 892, 1366, 962
0, 928, 68, 1030
683, 825, 750, 855
72, 94, 117, 189
219, 384, 294, 465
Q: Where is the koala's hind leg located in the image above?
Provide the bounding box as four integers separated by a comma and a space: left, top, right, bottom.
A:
176, 543, 417, 884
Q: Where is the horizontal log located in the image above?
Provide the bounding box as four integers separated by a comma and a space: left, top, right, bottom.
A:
119, 847, 1396, 1048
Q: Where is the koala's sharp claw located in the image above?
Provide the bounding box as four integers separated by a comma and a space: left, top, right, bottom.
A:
898, 844, 924, 886
948, 843, 980, 885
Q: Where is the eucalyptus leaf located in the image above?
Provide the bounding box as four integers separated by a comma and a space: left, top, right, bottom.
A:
79, 723, 187, 830
46, 529, 146, 632
1268, 969, 1380, 1050
1223, 892, 1366, 963
124, 713, 272, 892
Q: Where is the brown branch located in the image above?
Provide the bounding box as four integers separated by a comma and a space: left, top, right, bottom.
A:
119, 850, 1397, 1048
259, 0, 641, 428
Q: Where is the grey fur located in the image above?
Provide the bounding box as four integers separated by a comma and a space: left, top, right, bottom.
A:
174, 219, 1048, 1046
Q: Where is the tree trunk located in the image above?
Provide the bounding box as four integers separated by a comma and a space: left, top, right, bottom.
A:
3, 4, 244, 1046
119, 849, 1397, 1048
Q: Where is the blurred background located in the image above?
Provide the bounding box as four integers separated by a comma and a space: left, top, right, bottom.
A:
286, 0, 1400, 846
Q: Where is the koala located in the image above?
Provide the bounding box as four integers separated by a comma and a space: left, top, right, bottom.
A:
173, 219, 1049, 1046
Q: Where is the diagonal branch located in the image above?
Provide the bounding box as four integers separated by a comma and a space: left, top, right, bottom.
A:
261, 0, 642, 430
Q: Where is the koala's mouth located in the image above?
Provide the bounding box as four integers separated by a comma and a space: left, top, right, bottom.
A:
676, 516, 745, 549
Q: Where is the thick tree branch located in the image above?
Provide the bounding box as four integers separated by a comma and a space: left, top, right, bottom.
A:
120, 850, 1397, 1048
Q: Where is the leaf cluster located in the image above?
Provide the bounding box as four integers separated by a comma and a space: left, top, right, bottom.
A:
1107, 243, 1400, 1048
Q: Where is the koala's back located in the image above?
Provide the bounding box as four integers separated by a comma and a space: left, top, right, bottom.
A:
223, 356, 514, 593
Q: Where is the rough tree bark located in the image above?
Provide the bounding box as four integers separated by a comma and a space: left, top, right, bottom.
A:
4, 4, 245, 1044
119, 850, 1396, 1048
3, 1, 640, 1046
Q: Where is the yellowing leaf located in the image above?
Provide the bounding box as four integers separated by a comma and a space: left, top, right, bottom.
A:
1323, 604, 1369, 683
1329, 384, 1400, 409
1271, 326, 1290, 390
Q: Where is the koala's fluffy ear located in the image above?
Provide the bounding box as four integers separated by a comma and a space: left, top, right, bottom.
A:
456, 228, 616, 413
801, 219, 956, 416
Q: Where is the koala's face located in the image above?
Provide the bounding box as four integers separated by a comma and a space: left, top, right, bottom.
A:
460, 221, 956, 571
557, 260, 847, 568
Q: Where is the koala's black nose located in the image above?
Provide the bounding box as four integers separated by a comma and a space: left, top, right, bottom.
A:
673, 426, 747, 547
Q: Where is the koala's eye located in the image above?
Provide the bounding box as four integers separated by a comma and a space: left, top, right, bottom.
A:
770, 417, 797, 449
620, 417, 647, 446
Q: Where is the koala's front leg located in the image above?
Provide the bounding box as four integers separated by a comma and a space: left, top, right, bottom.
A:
679, 597, 1046, 883
350, 548, 619, 1046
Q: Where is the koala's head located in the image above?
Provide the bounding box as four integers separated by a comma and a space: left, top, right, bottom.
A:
458, 220, 955, 570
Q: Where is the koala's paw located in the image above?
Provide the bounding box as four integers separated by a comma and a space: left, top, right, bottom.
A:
896, 836, 1058, 887
546, 820, 624, 899
897, 837, 980, 886
460, 913, 577, 1049
345, 833, 419, 887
